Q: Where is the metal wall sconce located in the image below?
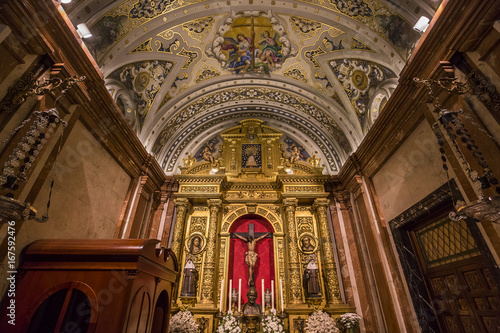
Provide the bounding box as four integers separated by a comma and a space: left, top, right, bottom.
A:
414, 76, 500, 223
0, 75, 85, 224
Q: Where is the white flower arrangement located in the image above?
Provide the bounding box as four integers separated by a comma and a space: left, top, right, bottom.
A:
339, 313, 362, 330
305, 310, 339, 333
216, 312, 241, 333
169, 310, 200, 333
262, 309, 285, 333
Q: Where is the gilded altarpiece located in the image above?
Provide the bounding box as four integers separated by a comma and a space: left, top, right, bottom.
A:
171, 120, 351, 331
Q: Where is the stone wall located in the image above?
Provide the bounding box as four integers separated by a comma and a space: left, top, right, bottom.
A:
0, 120, 132, 295
372, 120, 450, 221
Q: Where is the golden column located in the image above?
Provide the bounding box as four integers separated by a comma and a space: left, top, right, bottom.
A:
313, 198, 343, 304
200, 198, 222, 304
170, 198, 191, 260
283, 198, 303, 304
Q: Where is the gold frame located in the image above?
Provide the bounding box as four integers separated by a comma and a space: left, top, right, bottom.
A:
185, 232, 207, 255
298, 232, 318, 254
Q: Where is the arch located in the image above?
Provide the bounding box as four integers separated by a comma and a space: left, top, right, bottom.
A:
158, 108, 345, 174
227, 214, 276, 309
24, 281, 98, 333
125, 286, 152, 333
151, 290, 169, 333
221, 205, 282, 234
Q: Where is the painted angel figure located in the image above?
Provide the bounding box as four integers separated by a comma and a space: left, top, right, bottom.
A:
222, 33, 253, 74
195, 141, 215, 163
256, 30, 282, 69
288, 144, 307, 164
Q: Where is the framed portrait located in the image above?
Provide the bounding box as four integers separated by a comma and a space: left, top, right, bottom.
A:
185, 232, 206, 254
298, 233, 318, 254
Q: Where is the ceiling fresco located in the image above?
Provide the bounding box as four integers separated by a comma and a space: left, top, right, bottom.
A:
64, 0, 441, 175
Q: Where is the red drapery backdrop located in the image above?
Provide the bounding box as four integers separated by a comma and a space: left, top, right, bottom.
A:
228, 215, 275, 308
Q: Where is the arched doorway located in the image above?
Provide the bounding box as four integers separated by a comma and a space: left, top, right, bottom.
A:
151, 290, 169, 333
228, 214, 275, 307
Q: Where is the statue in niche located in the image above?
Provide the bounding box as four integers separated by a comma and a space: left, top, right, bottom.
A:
303, 256, 321, 298
245, 152, 257, 167
181, 258, 197, 297
242, 286, 261, 315
242, 144, 261, 168
234, 232, 270, 286
244, 146, 258, 167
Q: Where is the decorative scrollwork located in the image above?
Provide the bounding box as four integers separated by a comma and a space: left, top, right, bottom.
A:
14, 75, 86, 106
0, 73, 35, 113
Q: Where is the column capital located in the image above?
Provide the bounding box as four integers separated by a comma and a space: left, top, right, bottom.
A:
333, 190, 350, 202
312, 198, 329, 211
283, 198, 298, 207
207, 199, 222, 208
173, 198, 191, 208
333, 191, 352, 211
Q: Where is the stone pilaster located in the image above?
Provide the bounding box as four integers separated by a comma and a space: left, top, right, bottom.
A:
170, 198, 191, 261
283, 198, 303, 304
313, 198, 343, 305
200, 199, 222, 304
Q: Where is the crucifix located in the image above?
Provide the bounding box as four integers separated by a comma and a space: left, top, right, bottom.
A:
231, 223, 273, 286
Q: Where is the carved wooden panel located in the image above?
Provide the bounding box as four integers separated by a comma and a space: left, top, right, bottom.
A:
419, 257, 500, 332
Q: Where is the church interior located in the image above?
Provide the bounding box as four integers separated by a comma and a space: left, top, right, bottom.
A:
0, 0, 500, 332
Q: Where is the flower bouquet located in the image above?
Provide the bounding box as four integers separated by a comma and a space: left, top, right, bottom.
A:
262, 309, 285, 333
305, 310, 339, 333
216, 312, 241, 333
339, 313, 362, 331
169, 310, 199, 333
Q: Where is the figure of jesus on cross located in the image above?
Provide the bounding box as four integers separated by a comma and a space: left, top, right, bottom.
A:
232, 223, 272, 287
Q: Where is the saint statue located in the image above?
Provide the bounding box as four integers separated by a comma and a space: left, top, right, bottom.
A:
244, 146, 259, 168
242, 286, 261, 315
234, 232, 270, 286
245, 151, 257, 167
181, 258, 197, 297
303, 257, 320, 297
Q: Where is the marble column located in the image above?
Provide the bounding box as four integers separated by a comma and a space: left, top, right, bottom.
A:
170, 198, 191, 261
200, 199, 222, 304
313, 198, 343, 305
283, 198, 303, 304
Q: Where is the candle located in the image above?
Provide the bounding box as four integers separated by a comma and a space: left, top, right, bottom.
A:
229, 279, 232, 313
238, 279, 242, 314
219, 279, 224, 311
280, 278, 284, 311
271, 280, 275, 311
261, 279, 265, 312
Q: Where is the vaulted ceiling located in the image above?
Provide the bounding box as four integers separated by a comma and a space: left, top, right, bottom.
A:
63, 0, 442, 175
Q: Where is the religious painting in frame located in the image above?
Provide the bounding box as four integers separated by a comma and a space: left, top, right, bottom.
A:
185, 232, 206, 255
241, 144, 262, 169
298, 233, 318, 254
206, 10, 296, 74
